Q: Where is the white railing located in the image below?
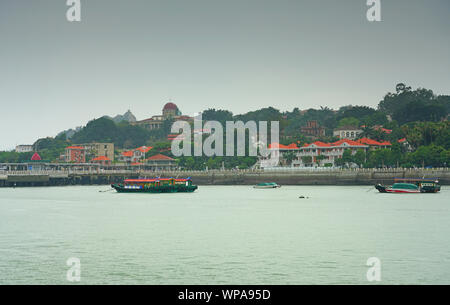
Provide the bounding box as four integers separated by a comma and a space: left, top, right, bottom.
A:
1, 167, 449, 176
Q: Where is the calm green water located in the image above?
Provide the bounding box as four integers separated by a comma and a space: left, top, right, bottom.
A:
0, 185, 449, 284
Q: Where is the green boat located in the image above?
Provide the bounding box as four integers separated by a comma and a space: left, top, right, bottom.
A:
375, 178, 440, 193
111, 178, 198, 193
253, 182, 281, 189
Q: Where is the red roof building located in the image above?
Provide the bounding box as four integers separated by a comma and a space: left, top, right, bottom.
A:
31, 152, 41, 161
260, 139, 369, 168
147, 154, 175, 161
268, 143, 300, 150
90, 156, 111, 166
132, 102, 192, 130
135, 146, 153, 153
146, 154, 177, 170
357, 138, 391, 149
331, 139, 366, 147
119, 146, 153, 163
162, 102, 181, 118
65, 146, 85, 163
373, 126, 392, 134
163, 102, 178, 110
121, 150, 134, 157
296, 139, 368, 167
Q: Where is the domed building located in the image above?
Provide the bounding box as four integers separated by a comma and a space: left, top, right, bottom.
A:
132, 101, 192, 130
162, 102, 182, 118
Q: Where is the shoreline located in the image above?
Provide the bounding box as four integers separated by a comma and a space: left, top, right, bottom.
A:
1, 168, 449, 187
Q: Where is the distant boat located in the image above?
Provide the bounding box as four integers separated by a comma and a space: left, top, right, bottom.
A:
253, 182, 281, 189
111, 178, 198, 193
375, 178, 440, 193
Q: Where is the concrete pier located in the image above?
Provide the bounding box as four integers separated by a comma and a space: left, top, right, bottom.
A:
0, 168, 448, 187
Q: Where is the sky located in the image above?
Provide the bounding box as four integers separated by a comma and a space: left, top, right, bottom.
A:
0, 0, 449, 150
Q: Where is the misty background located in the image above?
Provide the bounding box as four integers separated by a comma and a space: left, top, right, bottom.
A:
0, 0, 449, 150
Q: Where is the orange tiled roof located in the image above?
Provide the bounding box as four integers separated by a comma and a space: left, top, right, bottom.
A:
147, 154, 175, 161
302, 139, 367, 148
91, 156, 110, 161
332, 139, 366, 146
135, 146, 153, 153
303, 141, 331, 148
121, 150, 134, 157
373, 126, 392, 134
357, 138, 391, 146
398, 138, 406, 143
66, 146, 84, 150
269, 143, 299, 149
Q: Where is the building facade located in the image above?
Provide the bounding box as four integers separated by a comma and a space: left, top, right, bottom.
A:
132, 102, 193, 130
333, 126, 363, 140
294, 140, 368, 167
260, 139, 369, 168
78, 143, 115, 161
15, 145, 33, 153
146, 154, 177, 171
357, 138, 391, 150
65, 146, 86, 163
119, 146, 152, 163
301, 120, 326, 137
90, 156, 112, 166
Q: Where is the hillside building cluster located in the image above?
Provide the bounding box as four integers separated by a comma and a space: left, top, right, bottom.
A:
15, 102, 409, 170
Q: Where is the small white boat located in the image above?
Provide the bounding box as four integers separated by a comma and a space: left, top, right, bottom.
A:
253, 182, 281, 189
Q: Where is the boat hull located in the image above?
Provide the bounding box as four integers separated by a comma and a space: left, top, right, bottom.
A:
375, 183, 440, 193
111, 184, 198, 193
253, 186, 280, 189
253, 184, 281, 189
385, 188, 420, 193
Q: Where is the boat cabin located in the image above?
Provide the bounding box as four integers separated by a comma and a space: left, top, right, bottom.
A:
123, 178, 192, 189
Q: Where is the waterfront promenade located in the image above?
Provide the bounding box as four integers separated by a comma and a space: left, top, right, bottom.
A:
1, 166, 449, 187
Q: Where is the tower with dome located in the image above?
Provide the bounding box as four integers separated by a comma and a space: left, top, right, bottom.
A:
162, 102, 182, 118
131, 102, 192, 130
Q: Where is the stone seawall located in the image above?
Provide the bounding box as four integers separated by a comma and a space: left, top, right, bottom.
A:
185, 169, 450, 186
0, 169, 449, 187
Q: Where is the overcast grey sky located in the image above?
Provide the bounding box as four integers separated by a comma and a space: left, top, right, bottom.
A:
0, 0, 449, 150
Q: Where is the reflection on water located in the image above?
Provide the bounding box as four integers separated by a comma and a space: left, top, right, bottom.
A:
0, 185, 449, 284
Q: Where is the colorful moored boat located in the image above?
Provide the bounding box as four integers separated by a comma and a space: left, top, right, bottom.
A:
375, 178, 440, 193
111, 178, 198, 193
253, 182, 281, 189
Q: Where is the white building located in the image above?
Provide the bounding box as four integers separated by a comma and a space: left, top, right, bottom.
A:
294, 140, 368, 167
15, 145, 33, 153
260, 140, 368, 168
333, 126, 363, 140
119, 146, 153, 164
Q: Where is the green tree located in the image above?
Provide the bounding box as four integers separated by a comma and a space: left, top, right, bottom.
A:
315, 154, 326, 166
378, 84, 448, 124
337, 117, 360, 128
353, 149, 366, 167
301, 156, 312, 165
283, 151, 297, 165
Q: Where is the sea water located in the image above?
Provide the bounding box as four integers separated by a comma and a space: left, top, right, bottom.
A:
0, 185, 449, 284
